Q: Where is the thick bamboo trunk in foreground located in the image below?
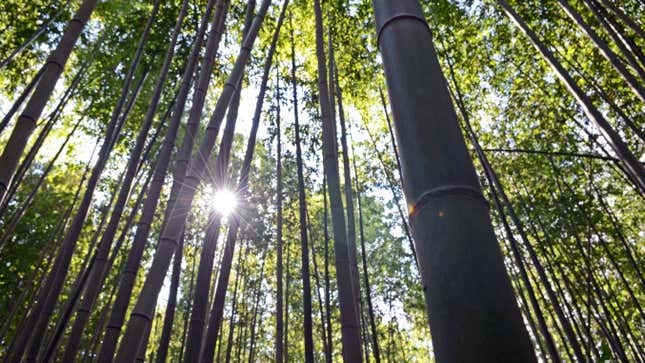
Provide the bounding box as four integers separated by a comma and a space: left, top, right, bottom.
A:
372, 1, 535, 361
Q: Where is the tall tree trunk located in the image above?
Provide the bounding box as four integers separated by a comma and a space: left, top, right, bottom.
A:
276, 44, 286, 363
62, 3, 165, 357
0, 65, 87, 220
0, 0, 100, 203
43, 161, 153, 361
114, 2, 271, 359
353, 154, 382, 363
0, 66, 43, 135
293, 42, 315, 361
596, 0, 645, 41
498, 0, 645, 194
0, 115, 83, 249
179, 238, 197, 362
313, 1, 363, 360
155, 239, 183, 363
247, 258, 265, 363
333, 58, 363, 323
582, 0, 645, 78
284, 236, 291, 363
9, 58, 149, 363
0, 0, 73, 69
322, 180, 333, 363
182, 2, 250, 359
95, 0, 210, 359
224, 245, 247, 363
0, 141, 94, 344
306, 212, 330, 360
372, 1, 535, 361
556, 0, 645, 101
446, 48, 585, 361
197, 4, 287, 362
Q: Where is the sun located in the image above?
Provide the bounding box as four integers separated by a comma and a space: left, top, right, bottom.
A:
211, 188, 238, 217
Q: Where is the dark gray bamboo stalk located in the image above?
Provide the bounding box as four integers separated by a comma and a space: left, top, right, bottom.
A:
155, 241, 183, 363
498, 0, 645, 194
0, 141, 94, 344
0, 0, 73, 69
178, 237, 197, 362
306, 212, 330, 360
247, 256, 265, 363
198, 4, 288, 362
557, 0, 645, 101
0, 116, 83, 249
373, 1, 535, 361
353, 152, 381, 363
276, 47, 286, 363
0, 65, 87, 219
322, 180, 333, 363
582, 0, 645, 78
9, 63, 148, 363
333, 59, 362, 324
0, 67, 43, 135
95, 0, 209, 359
182, 2, 249, 359
284, 236, 291, 363
61, 5, 166, 358
293, 48, 315, 361
313, 1, 363, 360
446, 51, 585, 360
224, 245, 246, 363
114, 2, 271, 360
0, 0, 100, 203
597, 0, 645, 41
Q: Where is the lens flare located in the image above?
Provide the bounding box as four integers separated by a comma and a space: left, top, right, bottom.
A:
212, 188, 238, 217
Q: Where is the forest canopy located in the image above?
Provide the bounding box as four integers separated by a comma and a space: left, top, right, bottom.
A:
0, 0, 643, 362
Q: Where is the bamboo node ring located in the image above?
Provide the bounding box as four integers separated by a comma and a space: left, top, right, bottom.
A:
377, 13, 430, 46
408, 184, 488, 219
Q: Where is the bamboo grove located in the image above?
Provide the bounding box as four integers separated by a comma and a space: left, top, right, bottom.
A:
0, 0, 642, 361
